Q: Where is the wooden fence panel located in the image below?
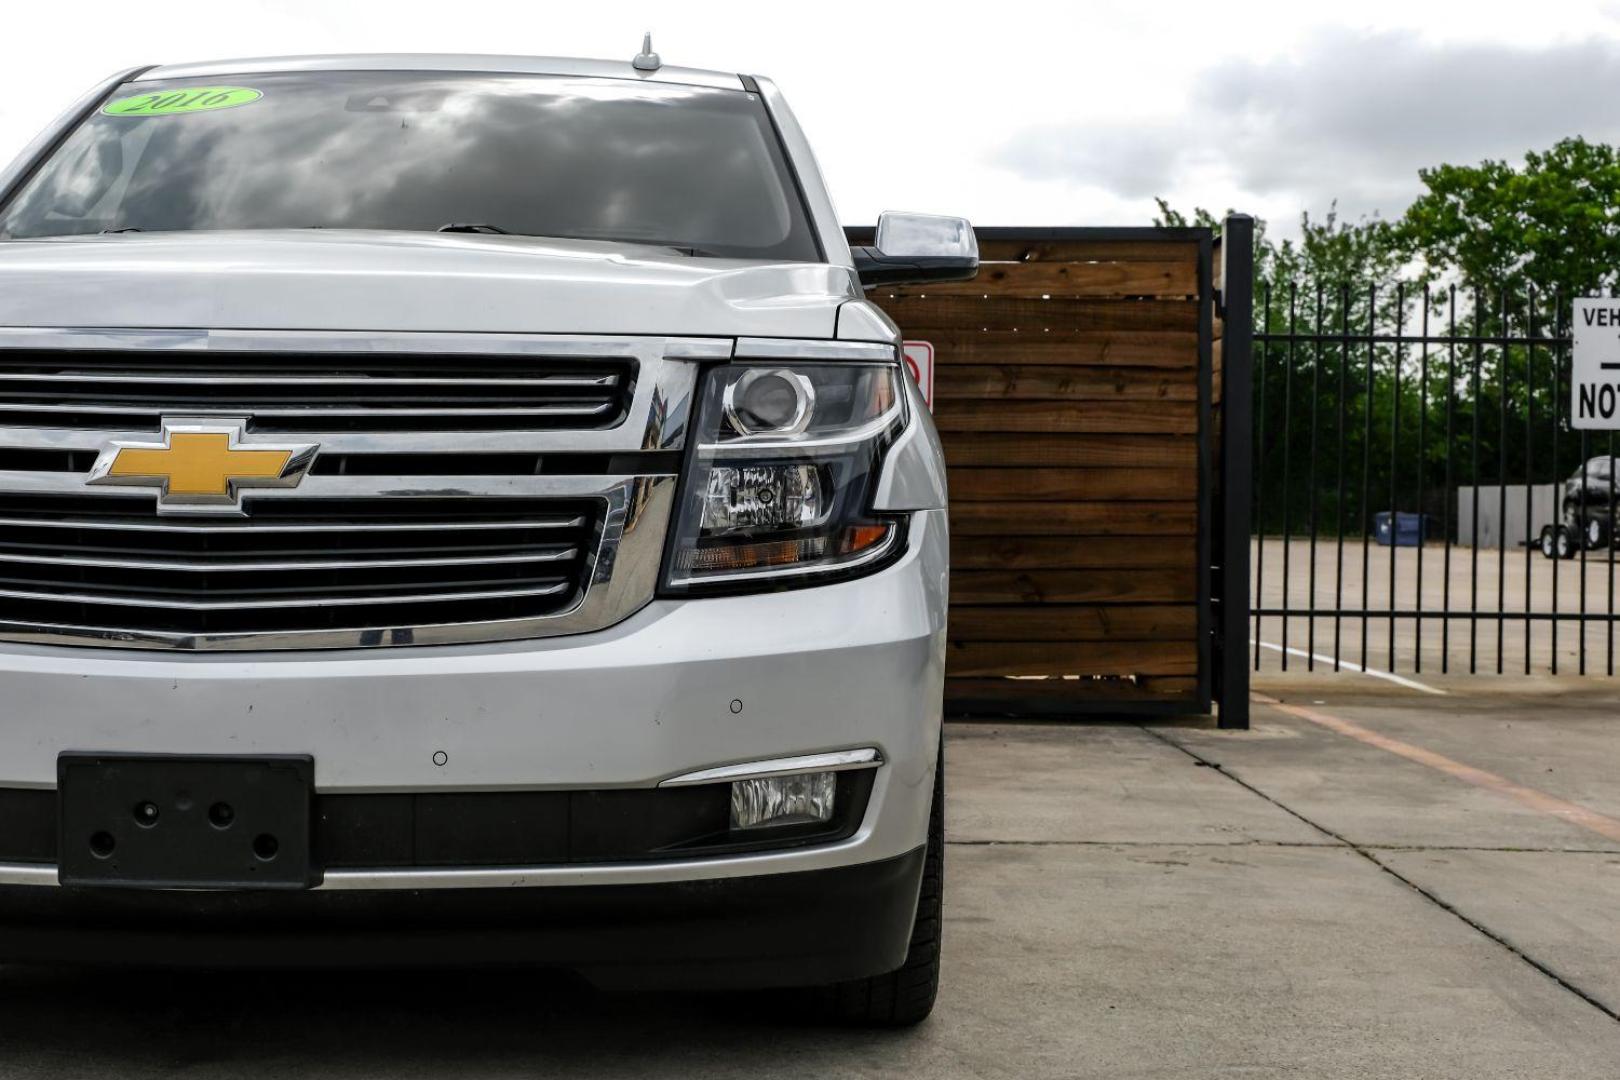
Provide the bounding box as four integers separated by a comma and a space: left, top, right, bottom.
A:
853, 227, 1214, 713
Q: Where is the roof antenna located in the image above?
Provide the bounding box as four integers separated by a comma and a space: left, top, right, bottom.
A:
632, 33, 662, 72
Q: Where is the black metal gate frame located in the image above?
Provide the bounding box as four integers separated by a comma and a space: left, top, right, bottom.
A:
1248, 276, 1619, 677
1216, 217, 1255, 728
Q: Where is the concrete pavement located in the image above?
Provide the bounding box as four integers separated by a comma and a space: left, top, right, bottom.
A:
2, 679, 1619, 1077
1253, 535, 1620, 675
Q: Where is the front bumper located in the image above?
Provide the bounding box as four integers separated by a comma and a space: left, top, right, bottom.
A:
0, 509, 948, 891
0, 847, 927, 988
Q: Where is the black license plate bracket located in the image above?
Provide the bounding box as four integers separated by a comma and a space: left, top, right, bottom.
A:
57, 754, 316, 889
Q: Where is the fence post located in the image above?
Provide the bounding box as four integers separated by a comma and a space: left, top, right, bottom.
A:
1217, 215, 1255, 729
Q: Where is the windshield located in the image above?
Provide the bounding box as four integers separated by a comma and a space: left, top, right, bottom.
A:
0, 71, 820, 261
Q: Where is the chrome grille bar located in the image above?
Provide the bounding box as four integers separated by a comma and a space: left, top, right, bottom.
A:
0, 581, 573, 610
0, 548, 579, 572
0, 471, 660, 498
0, 402, 619, 417
0, 514, 587, 534
0, 427, 685, 454
0, 372, 622, 387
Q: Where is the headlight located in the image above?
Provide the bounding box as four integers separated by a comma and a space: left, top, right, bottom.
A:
660, 357, 907, 592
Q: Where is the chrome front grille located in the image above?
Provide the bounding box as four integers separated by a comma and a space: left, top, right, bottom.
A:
0, 350, 634, 432
0, 328, 716, 651
0, 495, 596, 637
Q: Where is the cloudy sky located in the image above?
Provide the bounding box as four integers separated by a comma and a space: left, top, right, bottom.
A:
3, 0, 1619, 237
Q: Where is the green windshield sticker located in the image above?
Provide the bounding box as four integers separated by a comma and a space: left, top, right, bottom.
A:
102, 87, 262, 117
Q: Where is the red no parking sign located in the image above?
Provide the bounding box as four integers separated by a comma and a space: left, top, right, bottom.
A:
902, 341, 934, 411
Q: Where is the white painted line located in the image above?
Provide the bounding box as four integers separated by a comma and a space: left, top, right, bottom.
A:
1254, 639, 1447, 696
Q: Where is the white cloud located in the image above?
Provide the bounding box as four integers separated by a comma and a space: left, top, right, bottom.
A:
4, 1, 1620, 238
996, 30, 1620, 227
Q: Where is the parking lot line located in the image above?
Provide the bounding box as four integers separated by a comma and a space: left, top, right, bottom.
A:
1255, 639, 1447, 695
1254, 693, 1620, 845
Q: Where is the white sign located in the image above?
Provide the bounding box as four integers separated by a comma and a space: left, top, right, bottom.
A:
1573, 299, 1620, 429
902, 340, 935, 411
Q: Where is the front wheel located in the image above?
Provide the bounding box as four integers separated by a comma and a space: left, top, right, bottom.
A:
819, 743, 944, 1026
1586, 516, 1610, 550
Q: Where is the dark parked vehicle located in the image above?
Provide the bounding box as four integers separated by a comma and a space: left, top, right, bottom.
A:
1540, 456, 1617, 559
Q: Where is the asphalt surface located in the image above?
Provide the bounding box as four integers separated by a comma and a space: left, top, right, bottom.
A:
4, 678, 1620, 1077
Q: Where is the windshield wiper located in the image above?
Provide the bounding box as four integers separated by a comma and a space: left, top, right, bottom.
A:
101, 227, 144, 234
432, 225, 726, 256
601, 237, 728, 258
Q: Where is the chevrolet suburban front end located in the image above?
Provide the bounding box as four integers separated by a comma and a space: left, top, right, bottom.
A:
0, 51, 975, 1025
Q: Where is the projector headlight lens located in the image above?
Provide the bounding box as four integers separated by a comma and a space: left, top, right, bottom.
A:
723, 368, 815, 436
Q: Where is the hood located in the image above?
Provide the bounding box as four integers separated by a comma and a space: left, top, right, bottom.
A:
0, 231, 860, 338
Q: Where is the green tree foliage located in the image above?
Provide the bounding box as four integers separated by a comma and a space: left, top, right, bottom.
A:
1152, 196, 1400, 287
1155, 137, 1620, 540
1154, 199, 1417, 535
1397, 137, 1620, 296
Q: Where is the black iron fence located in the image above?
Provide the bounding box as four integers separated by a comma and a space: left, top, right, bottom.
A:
1252, 281, 1619, 676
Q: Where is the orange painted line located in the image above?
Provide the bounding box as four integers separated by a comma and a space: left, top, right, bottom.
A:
1253, 693, 1620, 845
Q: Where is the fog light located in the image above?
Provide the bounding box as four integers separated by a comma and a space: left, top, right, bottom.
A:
730, 772, 836, 830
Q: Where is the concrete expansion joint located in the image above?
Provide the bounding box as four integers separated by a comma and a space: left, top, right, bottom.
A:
1136, 723, 1620, 1027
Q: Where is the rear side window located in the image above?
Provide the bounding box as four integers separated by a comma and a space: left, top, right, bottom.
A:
0, 71, 821, 262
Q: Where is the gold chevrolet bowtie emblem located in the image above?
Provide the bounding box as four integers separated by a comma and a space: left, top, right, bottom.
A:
87, 419, 317, 515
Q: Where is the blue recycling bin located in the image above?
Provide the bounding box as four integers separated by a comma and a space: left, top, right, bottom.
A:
1374, 511, 1429, 547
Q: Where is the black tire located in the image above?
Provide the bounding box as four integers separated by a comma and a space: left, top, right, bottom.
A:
819, 742, 944, 1027
1541, 526, 1558, 560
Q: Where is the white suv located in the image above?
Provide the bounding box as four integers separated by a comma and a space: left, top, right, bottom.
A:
0, 52, 972, 1024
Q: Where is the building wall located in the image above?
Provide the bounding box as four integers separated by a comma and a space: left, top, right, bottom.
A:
1457, 484, 1558, 549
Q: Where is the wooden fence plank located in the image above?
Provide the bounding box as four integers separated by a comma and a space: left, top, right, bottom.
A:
933, 400, 1197, 434
950, 605, 1196, 641
933, 365, 1197, 402
945, 675, 1199, 704
975, 239, 1199, 263
950, 535, 1197, 570
877, 259, 1196, 299
952, 568, 1194, 604
876, 296, 1197, 334
949, 467, 1196, 502
944, 433, 1196, 468
951, 501, 1197, 537
946, 640, 1198, 677
924, 336, 1197, 368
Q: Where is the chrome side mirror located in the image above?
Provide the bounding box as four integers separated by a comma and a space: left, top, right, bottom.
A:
852, 211, 979, 288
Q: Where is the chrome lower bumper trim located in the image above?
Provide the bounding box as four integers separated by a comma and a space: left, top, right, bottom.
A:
657, 747, 882, 788
0, 831, 873, 891
0, 864, 54, 887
